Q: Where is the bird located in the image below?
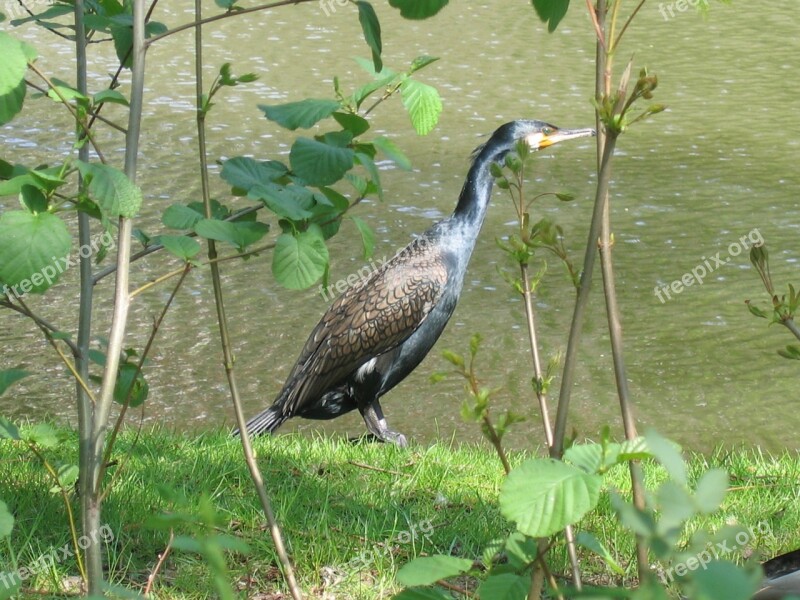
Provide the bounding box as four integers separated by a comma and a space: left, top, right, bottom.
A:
235, 119, 595, 446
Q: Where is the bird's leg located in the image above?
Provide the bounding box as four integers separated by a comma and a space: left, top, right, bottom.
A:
359, 400, 408, 447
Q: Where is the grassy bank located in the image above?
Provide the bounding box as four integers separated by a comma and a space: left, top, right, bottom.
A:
2, 428, 800, 598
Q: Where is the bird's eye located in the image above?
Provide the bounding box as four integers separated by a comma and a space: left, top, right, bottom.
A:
542, 127, 554, 135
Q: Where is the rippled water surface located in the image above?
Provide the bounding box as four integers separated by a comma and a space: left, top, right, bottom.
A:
1, 2, 798, 451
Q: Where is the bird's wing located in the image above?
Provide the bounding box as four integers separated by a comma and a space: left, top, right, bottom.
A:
277, 236, 449, 415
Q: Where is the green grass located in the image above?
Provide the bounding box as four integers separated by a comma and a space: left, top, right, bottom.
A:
2, 428, 800, 598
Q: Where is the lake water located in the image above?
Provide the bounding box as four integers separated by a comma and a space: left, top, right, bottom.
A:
1, 1, 798, 452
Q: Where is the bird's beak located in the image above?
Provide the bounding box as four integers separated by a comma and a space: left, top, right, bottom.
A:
530, 127, 596, 149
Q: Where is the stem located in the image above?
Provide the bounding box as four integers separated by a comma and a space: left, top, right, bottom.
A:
86, 0, 147, 593
27, 443, 86, 580
193, 4, 303, 598
74, 0, 96, 590
99, 265, 191, 497
782, 317, 800, 342
551, 131, 616, 459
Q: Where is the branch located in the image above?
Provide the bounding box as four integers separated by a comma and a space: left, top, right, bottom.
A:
145, 0, 320, 47
25, 63, 106, 163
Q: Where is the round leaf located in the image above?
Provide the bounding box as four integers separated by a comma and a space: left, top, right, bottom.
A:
0, 500, 13, 537
159, 234, 201, 260
260, 98, 341, 130
76, 161, 143, 219
396, 555, 473, 587
388, 0, 448, 19
0, 210, 71, 294
0, 32, 28, 125
272, 226, 329, 289
500, 458, 602, 538
290, 137, 354, 186
477, 573, 528, 600
400, 79, 442, 135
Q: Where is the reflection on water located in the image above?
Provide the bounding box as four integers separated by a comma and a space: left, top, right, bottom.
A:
1, 2, 798, 451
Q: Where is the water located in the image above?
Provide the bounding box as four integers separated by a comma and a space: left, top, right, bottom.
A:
1, 2, 798, 451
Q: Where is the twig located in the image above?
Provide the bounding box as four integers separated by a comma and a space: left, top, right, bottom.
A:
100, 264, 191, 499
146, 0, 320, 47
93, 204, 263, 284
347, 461, 407, 476
193, 2, 302, 597
144, 529, 175, 597
25, 62, 106, 163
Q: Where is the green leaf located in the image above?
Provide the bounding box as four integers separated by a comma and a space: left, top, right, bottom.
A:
531, 0, 571, 33
249, 182, 314, 220
407, 57, 437, 76
93, 89, 129, 107
114, 363, 148, 407
396, 555, 473, 587
0, 32, 28, 126
356, 1, 382, 73
160, 235, 201, 260
694, 468, 728, 514
688, 560, 761, 600
290, 137, 354, 186
441, 349, 464, 368
20, 185, 48, 213
76, 161, 143, 219
350, 216, 375, 259
372, 136, 412, 170
53, 463, 79, 492
0, 500, 13, 537
24, 422, 59, 448
260, 98, 341, 130
657, 481, 696, 534
610, 492, 655, 538
388, 0, 448, 19
46, 78, 89, 104
778, 345, 800, 360
220, 156, 288, 192
333, 112, 370, 137
162, 204, 204, 230
110, 20, 167, 68
400, 79, 442, 135
0, 369, 29, 396
0, 211, 71, 294
0, 416, 20, 439
500, 458, 602, 537
477, 573, 528, 600
645, 429, 686, 485
503, 532, 539, 569
271, 225, 329, 289
194, 219, 269, 252
576, 531, 625, 575
355, 151, 383, 200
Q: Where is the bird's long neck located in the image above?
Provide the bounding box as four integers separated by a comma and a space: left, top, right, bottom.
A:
450, 147, 500, 242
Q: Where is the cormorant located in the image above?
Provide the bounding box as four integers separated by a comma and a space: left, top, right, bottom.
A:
236, 119, 595, 446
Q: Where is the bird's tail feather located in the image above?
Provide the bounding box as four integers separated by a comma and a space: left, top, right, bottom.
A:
231, 405, 288, 437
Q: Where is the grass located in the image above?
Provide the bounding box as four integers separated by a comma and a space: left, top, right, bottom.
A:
2, 427, 800, 599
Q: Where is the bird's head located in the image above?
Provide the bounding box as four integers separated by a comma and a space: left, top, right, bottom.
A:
476, 119, 596, 162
